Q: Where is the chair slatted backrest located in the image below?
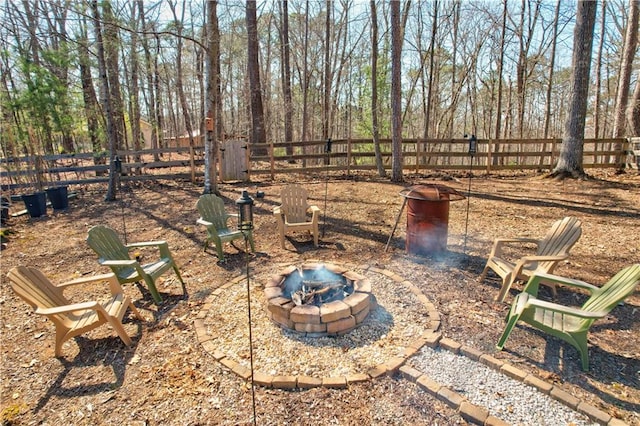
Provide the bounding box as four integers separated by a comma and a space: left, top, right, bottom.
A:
281, 185, 309, 223
7, 266, 74, 327
197, 194, 230, 232
582, 264, 640, 316
87, 225, 134, 277
536, 217, 582, 269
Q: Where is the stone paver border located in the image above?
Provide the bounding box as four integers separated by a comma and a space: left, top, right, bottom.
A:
194, 263, 628, 426
195, 263, 440, 389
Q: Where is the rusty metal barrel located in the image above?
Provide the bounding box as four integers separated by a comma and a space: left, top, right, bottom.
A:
400, 184, 465, 255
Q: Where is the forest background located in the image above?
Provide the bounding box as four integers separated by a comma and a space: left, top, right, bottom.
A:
1, 0, 639, 192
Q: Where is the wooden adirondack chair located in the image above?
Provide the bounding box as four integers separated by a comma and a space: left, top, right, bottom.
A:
7, 266, 144, 357
196, 194, 254, 261
86, 225, 185, 304
479, 216, 582, 302
496, 264, 640, 371
274, 184, 320, 248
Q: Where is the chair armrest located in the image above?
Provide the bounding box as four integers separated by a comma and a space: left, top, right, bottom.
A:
523, 272, 599, 296
489, 237, 540, 258
273, 206, 283, 216
35, 301, 101, 316
57, 273, 125, 296
197, 218, 213, 227
518, 254, 569, 263
126, 241, 167, 249
308, 205, 321, 213
100, 259, 138, 267
57, 273, 118, 288
524, 297, 607, 319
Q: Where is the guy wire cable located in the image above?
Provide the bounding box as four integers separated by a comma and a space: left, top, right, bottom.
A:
322, 138, 331, 238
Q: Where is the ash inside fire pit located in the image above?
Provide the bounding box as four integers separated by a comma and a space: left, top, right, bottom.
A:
265, 263, 373, 336
283, 266, 354, 306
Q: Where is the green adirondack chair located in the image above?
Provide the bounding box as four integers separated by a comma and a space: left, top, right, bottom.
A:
87, 225, 185, 304
196, 194, 254, 261
496, 264, 640, 371
480, 216, 582, 302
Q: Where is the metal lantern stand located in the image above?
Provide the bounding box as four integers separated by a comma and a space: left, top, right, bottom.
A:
236, 190, 257, 425
463, 134, 477, 255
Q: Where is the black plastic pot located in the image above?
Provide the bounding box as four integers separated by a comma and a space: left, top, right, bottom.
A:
45, 186, 69, 211
21, 192, 47, 218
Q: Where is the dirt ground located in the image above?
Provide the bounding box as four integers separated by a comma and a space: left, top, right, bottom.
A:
1, 168, 639, 425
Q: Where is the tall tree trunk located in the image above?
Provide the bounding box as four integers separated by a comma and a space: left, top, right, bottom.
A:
153, 32, 163, 157
246, 0, 267, 156
629, 71, 640, 136
138, 1, 159, 159
129, 2, 142, 170
423, 0, 438, 142
280, 0, 294, 159
103, 1, 126, 153
390, 0, 403, 182
552, 0, 597, 178
78, 13, 103, 161
494, 0, 508, 165
301, 0, 310, 150
613, 0, 639, 171
593, 0, 606, 139
323, 1, 332, 142
91, 0, 118, 201
169, 0, 196, 182
370, 0, 385, 177
204, 0, 219, 194
540, 0, 561, 167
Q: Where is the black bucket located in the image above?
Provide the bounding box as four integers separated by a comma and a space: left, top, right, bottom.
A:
21, 192, 47, 218
46, 186, 69, 211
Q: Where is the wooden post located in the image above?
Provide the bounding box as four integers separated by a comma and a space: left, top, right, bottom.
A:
269, 140, 274, 180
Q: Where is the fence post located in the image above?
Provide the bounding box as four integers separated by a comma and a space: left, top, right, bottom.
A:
269, 140, 274, 180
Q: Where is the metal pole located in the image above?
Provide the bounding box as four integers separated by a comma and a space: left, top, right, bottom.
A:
243, 232, 257, 425
385, 197, 407, 252
463, 135, 477, 254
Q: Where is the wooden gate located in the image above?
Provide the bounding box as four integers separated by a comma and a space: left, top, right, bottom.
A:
219, 140, 248, 181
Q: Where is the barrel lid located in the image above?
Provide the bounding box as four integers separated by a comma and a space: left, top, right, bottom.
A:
399, 184, 466, 201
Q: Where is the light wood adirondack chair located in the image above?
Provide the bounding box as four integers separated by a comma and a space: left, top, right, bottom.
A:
196, 194, 254, 261
86, 225, 185, 304
7, 266, 144, 357
274, 184, 320, 248
496, 264, 640, 371
479, 216, 582, 302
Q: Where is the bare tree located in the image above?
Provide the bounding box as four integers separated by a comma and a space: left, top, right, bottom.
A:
629, 69, 640, 136
91, 0, 118, 200
593, 0, 607, 139
370, 0, 385, 177
102, 1, 127, 152
612, 0, 639, 171
246, 0, 267, 156
204, 0, 219, 194
128, 2, 142, 169
551, 0, 597, 178
280, 0, 294, 158
390, 0, 404, 182
168, 0, 197, 182
323, 1, 332, 141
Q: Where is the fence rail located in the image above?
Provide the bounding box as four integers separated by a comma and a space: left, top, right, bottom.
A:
1, 137, 635, 192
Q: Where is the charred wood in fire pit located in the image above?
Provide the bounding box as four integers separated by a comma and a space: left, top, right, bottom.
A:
291, 283, 346, 306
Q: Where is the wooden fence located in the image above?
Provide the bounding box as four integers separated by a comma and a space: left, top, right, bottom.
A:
1, 137, 635, 192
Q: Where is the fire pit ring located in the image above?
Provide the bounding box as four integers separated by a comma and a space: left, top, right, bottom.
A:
264, 262, 373, 336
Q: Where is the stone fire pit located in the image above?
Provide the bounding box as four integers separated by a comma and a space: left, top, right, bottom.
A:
264, 263, 373, 336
